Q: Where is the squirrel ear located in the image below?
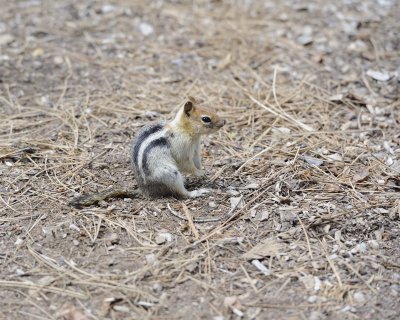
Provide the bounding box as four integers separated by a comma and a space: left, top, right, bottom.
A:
184, 100, 194, 116
187, 96, 196, 103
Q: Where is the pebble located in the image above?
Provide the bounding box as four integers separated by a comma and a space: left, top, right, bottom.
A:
146, 253, 156, 264
185, 262, 198, 273
230, 196, 244, 209
69, 223, 80, 232
155, 235, 166, 245
155, 232, 173, 245
101, 4, 116, 13
152, 283, 162, 293
53, 56, 63, 65
139, 22, 154, 36
309, 311, 323, 320
366, 69, 391, 82
113, 305, 130, 313
0, 34, 14, 46
368, 239, 379, 250
353, 291, 365, 303
208, 201, 217, 208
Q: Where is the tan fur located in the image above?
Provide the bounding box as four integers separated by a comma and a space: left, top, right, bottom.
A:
172, 99, 225, 137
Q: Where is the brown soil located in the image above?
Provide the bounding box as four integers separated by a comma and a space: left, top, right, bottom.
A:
1, 0, 399, 319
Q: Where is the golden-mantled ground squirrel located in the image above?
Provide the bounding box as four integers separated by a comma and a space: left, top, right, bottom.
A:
70, 96, 225, 208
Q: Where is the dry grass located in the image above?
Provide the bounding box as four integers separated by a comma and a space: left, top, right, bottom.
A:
1, 0, 399, 319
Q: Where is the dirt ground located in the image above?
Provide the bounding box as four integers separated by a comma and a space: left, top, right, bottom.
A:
1, 0, 399, 319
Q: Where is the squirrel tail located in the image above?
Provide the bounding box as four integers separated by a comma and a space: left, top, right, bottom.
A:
69, 188, 141, 208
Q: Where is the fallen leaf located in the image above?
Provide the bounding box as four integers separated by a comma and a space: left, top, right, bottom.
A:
327, 153, 343, 162
243, 238, 284, 259
352, 167, 370, 183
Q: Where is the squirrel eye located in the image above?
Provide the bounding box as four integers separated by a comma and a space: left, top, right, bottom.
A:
201, 116, 211, 123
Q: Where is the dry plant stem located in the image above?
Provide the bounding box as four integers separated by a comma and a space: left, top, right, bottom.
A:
231, 76, 314, 132
318, 239, 343, 287
166, 203, 231, 223
0, 280, 87, 299
181, 203, 200, 239
296, 214, 314, 259
343, 261, 377, 294
1, 1, 399, 318
235, 143, 276, 174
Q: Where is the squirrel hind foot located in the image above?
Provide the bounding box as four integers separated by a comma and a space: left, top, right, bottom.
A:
187, 188, 210, 198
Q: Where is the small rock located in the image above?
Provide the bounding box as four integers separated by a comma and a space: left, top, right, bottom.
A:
155, 232, 172, 245
297, 34, 313, 45
353, 291, 365, 303
145, 110, 159, 119
230, 196, 244, 209
358, 242, 368, 253
32, 48, 44, 57
104, 233, 119, 245
279, 211, 296, 223
185, 262, 198, 273
53, 56, 64, 65
327, 153, 343, 162
69, 223, 80, 232
208, 201, 217, 208
155, 235, 166, 245
304, 156, 323, 167
139, 22, 154, 36
308, 295, 317, 303
14, 238, 23, 246
15, 268, 24, 275
73, 239, 79, 246
113, 305, 130, 313
101, 4, 116, 13
152, 283, 162, 293
272, 127, 291, 135
309, 311, 323, 320
146, 253, 156, 264
0, 34, 15, 46
367, 240, 379, 250
256, 211, 269, 221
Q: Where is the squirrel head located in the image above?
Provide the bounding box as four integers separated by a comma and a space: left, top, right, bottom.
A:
178, 96, 225, 136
